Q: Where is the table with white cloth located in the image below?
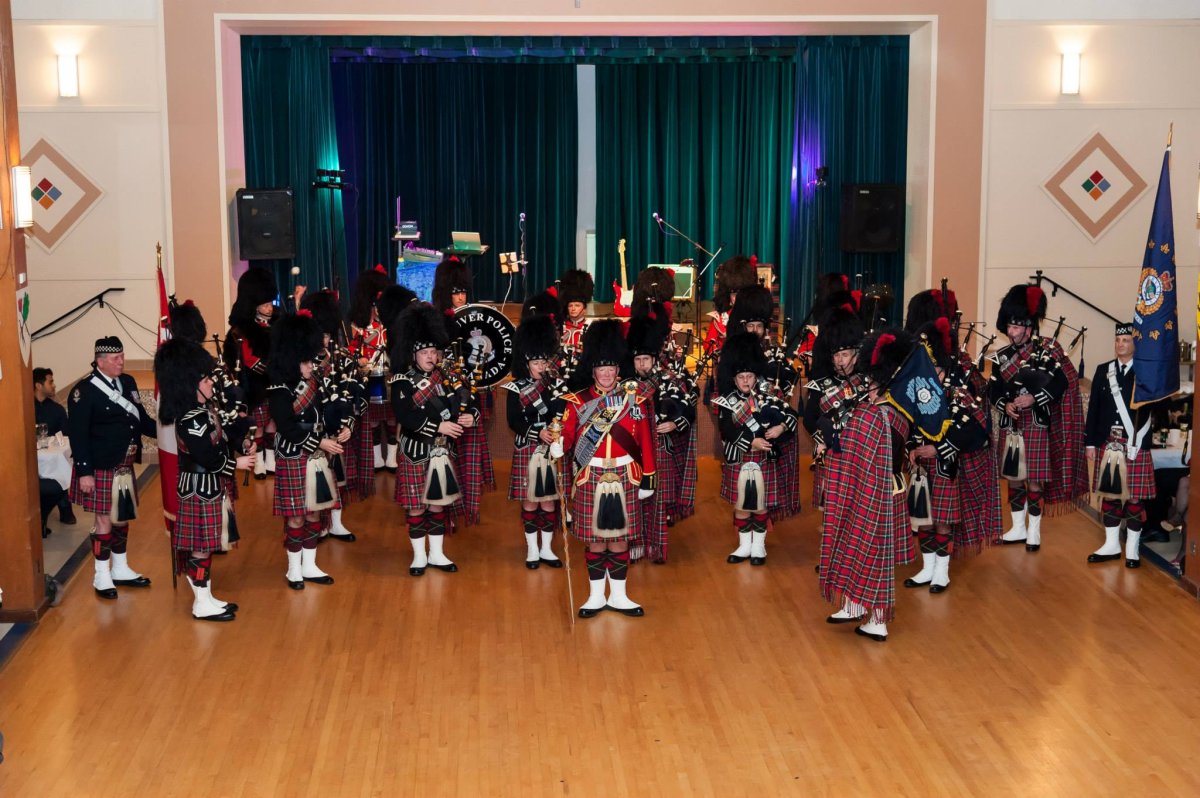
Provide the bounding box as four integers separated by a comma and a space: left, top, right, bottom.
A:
37, 439, 73, 490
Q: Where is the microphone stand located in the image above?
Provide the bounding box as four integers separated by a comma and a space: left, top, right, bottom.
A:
655, 214, 722, 358
518, 214, 529, 302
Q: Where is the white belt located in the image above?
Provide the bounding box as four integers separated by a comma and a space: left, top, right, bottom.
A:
589, 454, 633, 468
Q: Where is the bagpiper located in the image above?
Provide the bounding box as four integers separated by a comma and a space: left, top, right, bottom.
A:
627, 309, 675, 563
224, 267, 278, 478
155, 337, 254, 621
504, 309, 567, 569
550, 320, 656, 618
1084, 322, 1155, 568
714, 332, 799, 566
390, 302, 476, 576
68, 336, 158, 599
989, 285, 1088, 552
820, 329, 916, 642
558, 268, 595, 353
347, 265, 396, 471
267, 312, 346, 590
703, 255, 759, 357
802, 303, 865, 510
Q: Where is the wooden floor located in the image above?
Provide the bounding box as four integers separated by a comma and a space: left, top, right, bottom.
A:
2, 457, 1199, 797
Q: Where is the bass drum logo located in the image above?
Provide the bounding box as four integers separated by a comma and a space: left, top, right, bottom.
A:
451, 304, 515, 387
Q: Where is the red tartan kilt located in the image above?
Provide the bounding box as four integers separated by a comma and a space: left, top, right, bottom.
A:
957, 445, 1002, 552
812, 462, 825, 508
174, 482, 233, 551
367, 401, 394, 426
569, 462, 640, 543
669, 428, 697, 519
719, 451, 781, 508
654, 437, 680, 500
336, 451, 356, 507
916, 457, 960, 526
393, 451, 467, 515
1092, 448, 1156, 501
273, 453, 341, 517
251, 401, 273, 435
70, 447, 136, 514
508, 442, 536, 501
997, 413, 1051, 482
775, 435, 801, 517
351, 423, 375, 498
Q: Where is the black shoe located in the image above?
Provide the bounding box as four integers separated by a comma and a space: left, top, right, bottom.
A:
929, 583, 949, 594
94, 587, 118, 600
727, 554, 749, 564
59, 508, 77, 525
193, 609, 236, 622
540, 557, 564, 569
302, 575, 334, 585
666, 517, 675, 527
254, 473, 267, 481
42, 526, 52, 539
608, 605, 645, 617
903, 577, 931, 588
1087, 552, 1121, 563
1025, 543, 1040, 552
1141, 529, 1170, 543
525, 560, 540, 570
113, 576, 152, 588
286, 578, 304, 590
1125, 558, 1141, 569
409, 566, 426, 577
215, 602, 239, 613
651, 558, 666, 565
328, 532, 357, 543
429, 562, 458, 573
999, 537, 1027, 546
826, 613, 863, 624
750, 556, 767, 566
578, 605, 605, 619
854, 626, 888, 642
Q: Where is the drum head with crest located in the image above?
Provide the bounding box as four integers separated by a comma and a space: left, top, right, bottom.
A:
451, 303, 515, 387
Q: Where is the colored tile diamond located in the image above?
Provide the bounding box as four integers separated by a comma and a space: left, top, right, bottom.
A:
47, 186, 62, 201
1082, 179, 1095, 192
1089, 170, 1104, 183
38, 195, 54, 209
31, 186, 44, 201
1099, 179, 1111, 192
37, 177, 53, 192
1089, 186, 1103, 200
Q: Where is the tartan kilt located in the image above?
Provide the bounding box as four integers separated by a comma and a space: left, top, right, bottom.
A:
634, 484, 669, 562
719, 450, 782, 509
812, 462, 826, 508
456, 424, 494, 524
774, 435, 802, 519
367, 400, 394, 426
174, 481, 233, 552
654, 435, 680, 503
508, 441, 561, 502
1092, 447, 1157, 502
70, 446, 136, 514
996, 411, 1052, 482
336, 450, 356, 506
273, 453, 341, 518
915, 457, 960, 526
569, 462, 641, 543
670, 427, 698, 520
251, 401, 273, 436
393, 450, 467, 517
350, 423, 375, 498
956, 445, 1003, 553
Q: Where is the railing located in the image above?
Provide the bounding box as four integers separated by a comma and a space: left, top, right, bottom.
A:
31, 288, 126, 342
1030, 269, 1122, 326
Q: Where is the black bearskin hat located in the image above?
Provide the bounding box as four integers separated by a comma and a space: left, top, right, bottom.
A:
228, 267, 277, 327
571, 319, 628, 390
268, 312, 323, 384
347, 266, 394, 329
718, 331, 768, 395
168, 298, 207, 344
512, 314, 560, 379
154, 338, 215, 425
996, 284, 1047, 330
390, 302, 449, 373
809, 304, 864, 381
713, 255, 759, 314
815, 273, 851, 305
728, 284, 774, 330
523, 289, 562, 326
905, 288, 958, 331
631, 266, 675, 317
376, 284, 418, 332
432, 257, 472, 313
859, 328, 914, 389
302, 289, 344, 341
558, 269, 594, 308
627, 312, 670, 359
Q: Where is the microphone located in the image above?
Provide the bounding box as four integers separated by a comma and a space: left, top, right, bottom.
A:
519, 212, 526, 222
653, 212, 660, 222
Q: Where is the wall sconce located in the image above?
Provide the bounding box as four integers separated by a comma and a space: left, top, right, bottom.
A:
12, 166, 34, 228
1060, 52, 1081, 95
57, 54, 79, 98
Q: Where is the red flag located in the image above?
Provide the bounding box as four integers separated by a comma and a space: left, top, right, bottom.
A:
155, 260, 179, 528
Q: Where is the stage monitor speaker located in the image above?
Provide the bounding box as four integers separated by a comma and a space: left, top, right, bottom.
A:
237, 188, 296, 260
839, 183, 904, 253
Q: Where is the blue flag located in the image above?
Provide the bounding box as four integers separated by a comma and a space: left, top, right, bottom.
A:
883, 343, 951, 442
1132, 144, 1179, 407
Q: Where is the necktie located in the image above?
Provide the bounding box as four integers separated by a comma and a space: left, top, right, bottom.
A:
1120, 364, 1128, 377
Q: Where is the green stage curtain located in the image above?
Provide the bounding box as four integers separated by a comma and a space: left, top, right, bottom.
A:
242, 38, 347, 298
595, 61, 796, 318
791, 37, 909, 326
330, 61, 577, 302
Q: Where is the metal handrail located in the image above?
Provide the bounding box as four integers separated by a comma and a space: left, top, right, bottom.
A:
1030, 270, 1121, 326
31, 287, 126, 341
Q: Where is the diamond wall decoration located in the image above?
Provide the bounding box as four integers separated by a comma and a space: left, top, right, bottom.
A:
1043, 132, 1148, 243
21, 138, 105, 253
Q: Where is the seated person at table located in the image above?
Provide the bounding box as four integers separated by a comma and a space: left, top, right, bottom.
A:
33, 366, 75, 526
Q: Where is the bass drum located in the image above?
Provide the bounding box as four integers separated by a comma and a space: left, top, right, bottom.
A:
450, 303, 516, 388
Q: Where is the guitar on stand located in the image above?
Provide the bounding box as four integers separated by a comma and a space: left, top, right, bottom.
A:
612, 238, 632, 318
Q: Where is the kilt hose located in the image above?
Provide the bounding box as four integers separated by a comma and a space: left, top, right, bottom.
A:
272, 453, 341, 518
174, 480, 234, 552
568, 462, 641, 544
70, 445, 137, 515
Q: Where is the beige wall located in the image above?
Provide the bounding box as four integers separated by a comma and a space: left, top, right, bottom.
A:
982, 18, 1200, 372
161, 1, 987, 329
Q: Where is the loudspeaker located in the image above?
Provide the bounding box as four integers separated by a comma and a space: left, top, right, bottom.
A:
236, 188, 295, 260
839, 183, 904, 253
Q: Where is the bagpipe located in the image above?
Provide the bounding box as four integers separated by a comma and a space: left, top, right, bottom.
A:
809, 372, 872, 465
208, 334, 252, 447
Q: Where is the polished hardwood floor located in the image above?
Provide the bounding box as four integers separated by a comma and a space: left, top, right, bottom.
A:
1, 456, 1198, 796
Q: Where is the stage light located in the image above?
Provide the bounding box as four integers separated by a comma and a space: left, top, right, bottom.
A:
1060, 52, 1081, 95
12, 166, 34, 228
58, 54, 79, 98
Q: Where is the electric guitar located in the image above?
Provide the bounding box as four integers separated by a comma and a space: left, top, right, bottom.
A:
612, 238, 632, 318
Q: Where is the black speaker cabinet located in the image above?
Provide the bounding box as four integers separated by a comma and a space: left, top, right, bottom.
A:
839, 183, 904, 253
236, 188, 296, 260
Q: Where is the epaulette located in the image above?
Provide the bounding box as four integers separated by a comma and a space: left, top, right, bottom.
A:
561, 392, 583, 406
267, 383, 288, 392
